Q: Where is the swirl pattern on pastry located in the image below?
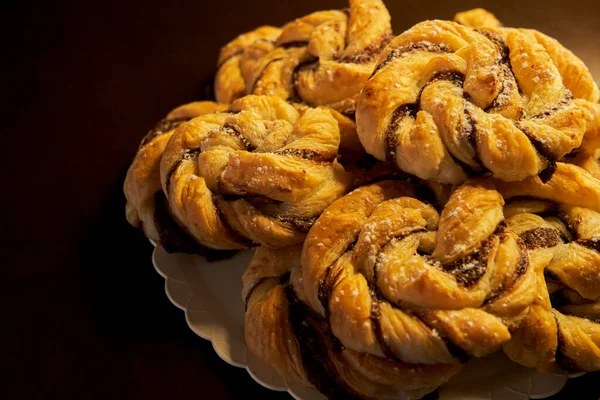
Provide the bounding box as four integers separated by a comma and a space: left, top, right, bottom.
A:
215, 0, 392, 114
501, 199, 600, 373
243, 243, 461, 400
296, 179, 537, 372
123, 101, 227, 248
159, 95, 354, 250
243, 170, 600, 398
356, 15, 600, 184
215, 26, 282, 104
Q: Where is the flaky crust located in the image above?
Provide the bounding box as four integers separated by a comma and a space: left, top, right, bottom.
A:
159, 95, 354, 250
297, 180, 535, 367
215, 0, 392, 114
356, 10, 600, 184
243, 172, 600, 398
215, 26, 282, 104
502, 199, 600, 373
243, 244, 461, 400
123, 101, 227, 243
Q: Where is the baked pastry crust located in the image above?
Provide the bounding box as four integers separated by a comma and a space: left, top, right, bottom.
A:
297, 179, 535, 365
215, 0, 392, 114
215, 26, 282, 104
502, 199, 600, 373
243, 243, 461, 400
123, 101, 227, 244
244, 171, 600, 398
160, 95, 354, 250
356, 10, 600, 184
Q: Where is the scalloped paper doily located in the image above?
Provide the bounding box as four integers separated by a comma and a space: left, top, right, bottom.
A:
151, 243, 579, 400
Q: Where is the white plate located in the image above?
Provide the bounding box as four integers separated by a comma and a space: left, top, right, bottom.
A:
150, 243, 581, 400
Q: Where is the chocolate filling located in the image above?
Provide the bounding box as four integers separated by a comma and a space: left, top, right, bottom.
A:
153, 191, 238, 260
275, 215, 317, 233
431, 70, 466, 87
276, 148, 336, 163
278, 40, 309, 49
243, 277, 267, 311
475, 29, 525, 118
474, 29, 510, 62
370, 42, 453, 79
483, 237, 529, 306
211, 195, 256, 247
553, 313, 581, 372
514, 122, 557, 183
368, 288, 398, 360
250, 57, 284, 94
445, 235, 495, 287
222, 124, 257, 151
366, 229, 474, 363
165, 148, 201, 193
139, 117, 190, 149
285, 285, 363, 400
544, 269, 565, 289
532, 90, 573, 119
520, 227, 564, 249
341, 31, 394, 64
153, 191, 202, 254
577, 237, 600, 253
385, 103, 419, 165
290, 57, 318, 103
453, 105, 486, 175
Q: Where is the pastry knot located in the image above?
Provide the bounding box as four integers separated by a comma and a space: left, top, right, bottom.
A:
502, 199, 600, 373
298, 179, 536, 368
160, 95, 354, 249
123, 101, 227, 249
356, 12, 600, 184
215, 0, 393, 114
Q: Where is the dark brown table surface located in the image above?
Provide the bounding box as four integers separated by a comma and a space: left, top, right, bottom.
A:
4, 0, 600, 398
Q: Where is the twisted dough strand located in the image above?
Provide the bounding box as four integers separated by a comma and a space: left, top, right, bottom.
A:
123, 101, 227, 247
160, 95, 354, 250
215, 0, 392, 114
215, 26, 282, 104
297, 179, 535, 368
244, 244, 461, 400
502, 199, 600, 373
357, 15, 599, 184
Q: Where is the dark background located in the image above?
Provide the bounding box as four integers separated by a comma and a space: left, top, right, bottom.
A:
3, 0, 600, 398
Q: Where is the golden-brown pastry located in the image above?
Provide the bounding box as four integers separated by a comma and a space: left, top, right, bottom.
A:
569, 149, 600, 180
215, 0, 392, 114
453, 8, 501, 29
502, 199, 600, 373
159, 95, 354, 250
215, 26, 282, 104
123, 101, 227, 248
244, 170, 600, 398
492, 162, 600, 212
356, 11, 600, 184
298, 179, 536, 368
243, 241, 462, 400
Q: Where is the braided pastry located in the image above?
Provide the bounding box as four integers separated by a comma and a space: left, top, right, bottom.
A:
356, 11, 600, 184
123, 101, 227, 249
215, 0, 392, 114
244, 234, 462, 400
245, 172, 600, 398
215, 26, 282, 104
159, 95, 354, 250
501, 198, 600, 373
298, 179, 537, 368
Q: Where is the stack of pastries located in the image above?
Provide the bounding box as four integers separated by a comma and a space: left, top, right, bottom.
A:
124, 2, 600, 399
